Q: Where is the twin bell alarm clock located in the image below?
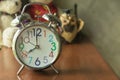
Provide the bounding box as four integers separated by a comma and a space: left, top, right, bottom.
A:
12, 2, 61, 80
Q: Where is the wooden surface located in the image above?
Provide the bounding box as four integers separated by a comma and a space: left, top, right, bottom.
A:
0, 37, 119, 80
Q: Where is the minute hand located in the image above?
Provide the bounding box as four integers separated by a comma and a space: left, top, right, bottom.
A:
36, 36, 40, 49
36, 36, 38, 45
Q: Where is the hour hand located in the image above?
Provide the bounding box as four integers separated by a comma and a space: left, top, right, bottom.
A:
28, 47, 36, 53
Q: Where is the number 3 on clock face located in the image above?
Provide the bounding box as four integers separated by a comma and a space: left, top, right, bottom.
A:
12, 25, 61, 69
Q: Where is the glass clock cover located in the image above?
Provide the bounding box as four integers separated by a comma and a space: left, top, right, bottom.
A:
12, 25, 61, 69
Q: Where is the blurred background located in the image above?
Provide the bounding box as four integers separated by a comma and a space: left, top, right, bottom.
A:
23, 0, 120, 78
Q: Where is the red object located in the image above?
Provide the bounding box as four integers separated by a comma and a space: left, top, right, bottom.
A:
26, 2, 58, 22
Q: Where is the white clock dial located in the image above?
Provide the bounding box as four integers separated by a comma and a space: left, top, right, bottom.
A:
13, 25, 61, 69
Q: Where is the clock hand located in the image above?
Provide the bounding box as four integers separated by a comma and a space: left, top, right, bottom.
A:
28, 45, 40, 53
36, 36, 38, 45
35, 45, 40, 49
36, 36, 40, 49
28, 47, 36, 53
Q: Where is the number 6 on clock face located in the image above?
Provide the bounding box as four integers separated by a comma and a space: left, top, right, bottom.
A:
12, 25, 61, 69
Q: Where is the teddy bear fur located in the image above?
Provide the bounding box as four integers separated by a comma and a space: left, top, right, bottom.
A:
0, 0, 22, 48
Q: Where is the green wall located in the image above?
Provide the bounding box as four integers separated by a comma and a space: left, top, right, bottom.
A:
54, 0, 120, 78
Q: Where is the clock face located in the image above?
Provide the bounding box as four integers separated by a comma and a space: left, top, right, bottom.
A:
13, 25, 61, 69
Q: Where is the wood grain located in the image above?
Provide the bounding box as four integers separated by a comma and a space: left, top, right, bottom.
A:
0, 37, 119, 80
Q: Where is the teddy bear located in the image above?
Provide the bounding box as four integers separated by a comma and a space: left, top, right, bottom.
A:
0, 0, 22, 48
59, 5, 84, 43
25, 0, 59, 22
3, 12, 33, 48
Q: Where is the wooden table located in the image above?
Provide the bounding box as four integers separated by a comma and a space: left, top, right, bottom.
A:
0, 37, 119, 80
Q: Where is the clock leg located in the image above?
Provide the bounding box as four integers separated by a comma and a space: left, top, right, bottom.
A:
51, 65, 59, 74
17, 65, 25, 80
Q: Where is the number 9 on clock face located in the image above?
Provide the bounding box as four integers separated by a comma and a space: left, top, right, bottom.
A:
12, 25, 61, 69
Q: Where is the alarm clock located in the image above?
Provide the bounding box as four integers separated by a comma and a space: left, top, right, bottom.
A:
12, 2, 61, 80
12, 24, 61, 69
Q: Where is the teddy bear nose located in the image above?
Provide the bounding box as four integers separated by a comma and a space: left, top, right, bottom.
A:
15, 1, 18, 6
